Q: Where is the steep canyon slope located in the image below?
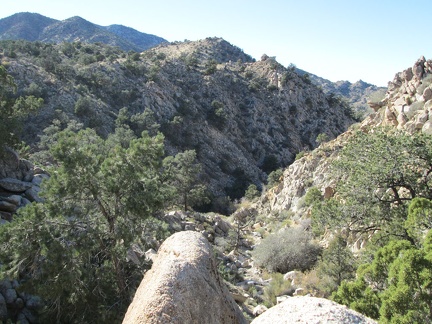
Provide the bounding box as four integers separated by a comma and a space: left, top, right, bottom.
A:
0, 38, 357, 200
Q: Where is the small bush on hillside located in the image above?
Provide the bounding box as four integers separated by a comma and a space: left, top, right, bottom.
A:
267, 169, 283, 187
262, 273, 293, 307
316, 133, 328, 145
74, 96, 95, 118
304, 187, 322, 207
244, 184, 259, 200
302, 73, 312, 85
297, 269, 324, 296
183, 53, 198, 68
252, 227, 322, 273
128, 51, 141, 61
295, 151, 306, 160
267, 84, 278, 91
209, 100, 227, 127
204, 59, 217, 75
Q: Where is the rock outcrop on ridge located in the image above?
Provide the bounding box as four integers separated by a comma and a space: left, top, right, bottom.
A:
122, 231, 247, 324
258, 56, 432, 224
364, 56, 432, 133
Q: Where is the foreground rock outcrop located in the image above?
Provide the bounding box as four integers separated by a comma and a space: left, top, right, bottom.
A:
123, 231, 247, 324
0, 149, 48, 223
251, 296, 377, 324
0, 150, 47, 323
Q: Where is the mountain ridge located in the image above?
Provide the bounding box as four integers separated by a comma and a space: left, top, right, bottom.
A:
0, 11, 384, 116
295, 67, 386, 117
0, 38, 357, 205
0, 12, 167, 51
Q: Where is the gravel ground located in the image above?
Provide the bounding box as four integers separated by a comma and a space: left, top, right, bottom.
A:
251, 296, 377, 324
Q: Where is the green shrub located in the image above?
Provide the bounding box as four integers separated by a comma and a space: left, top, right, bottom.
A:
332, 234, 432, 322
204, 59, 217, 75
267, 169, 283, 187
214, 107, 227, 118
244, 184, 259, 200
74, 96, 95, 117
156, 53, 166, 61
128, 51, 141, 61
252, 227, 322, 273
302, 73, 312, 85
148, 65, 160, 81
295, 151, 306, 160
263, 273, 293, 307
304, 187, 322, 207
79, 54, 96, 65
244, 71, 253, 79
316, 133, 329, 145
209, 100, 227, 126
184, 54, 198, 68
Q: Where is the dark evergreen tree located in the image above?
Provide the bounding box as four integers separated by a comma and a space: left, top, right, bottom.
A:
0, 128, 170, 322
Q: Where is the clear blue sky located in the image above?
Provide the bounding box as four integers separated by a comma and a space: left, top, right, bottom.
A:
2, 0, 431, 86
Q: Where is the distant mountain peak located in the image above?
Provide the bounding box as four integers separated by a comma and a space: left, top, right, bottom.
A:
0, 12, 167, 51
62, 16, 93, 25
0, 12, 57, 41
7, 12, 55, 20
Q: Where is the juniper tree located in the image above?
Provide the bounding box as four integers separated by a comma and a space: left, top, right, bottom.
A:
333, 228, 432, 323
0, 128, 170, 323
163, 150, 209, 211
312, 128, 432, 240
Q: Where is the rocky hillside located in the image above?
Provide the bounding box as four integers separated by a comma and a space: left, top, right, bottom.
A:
260, 56, 432, 229
296, 67, 386, 117
0, 38, 357, 202
0, 12, 167, 51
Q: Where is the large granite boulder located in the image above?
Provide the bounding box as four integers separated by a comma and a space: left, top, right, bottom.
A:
251, 296, 377, 324
123, 231, 247, 324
